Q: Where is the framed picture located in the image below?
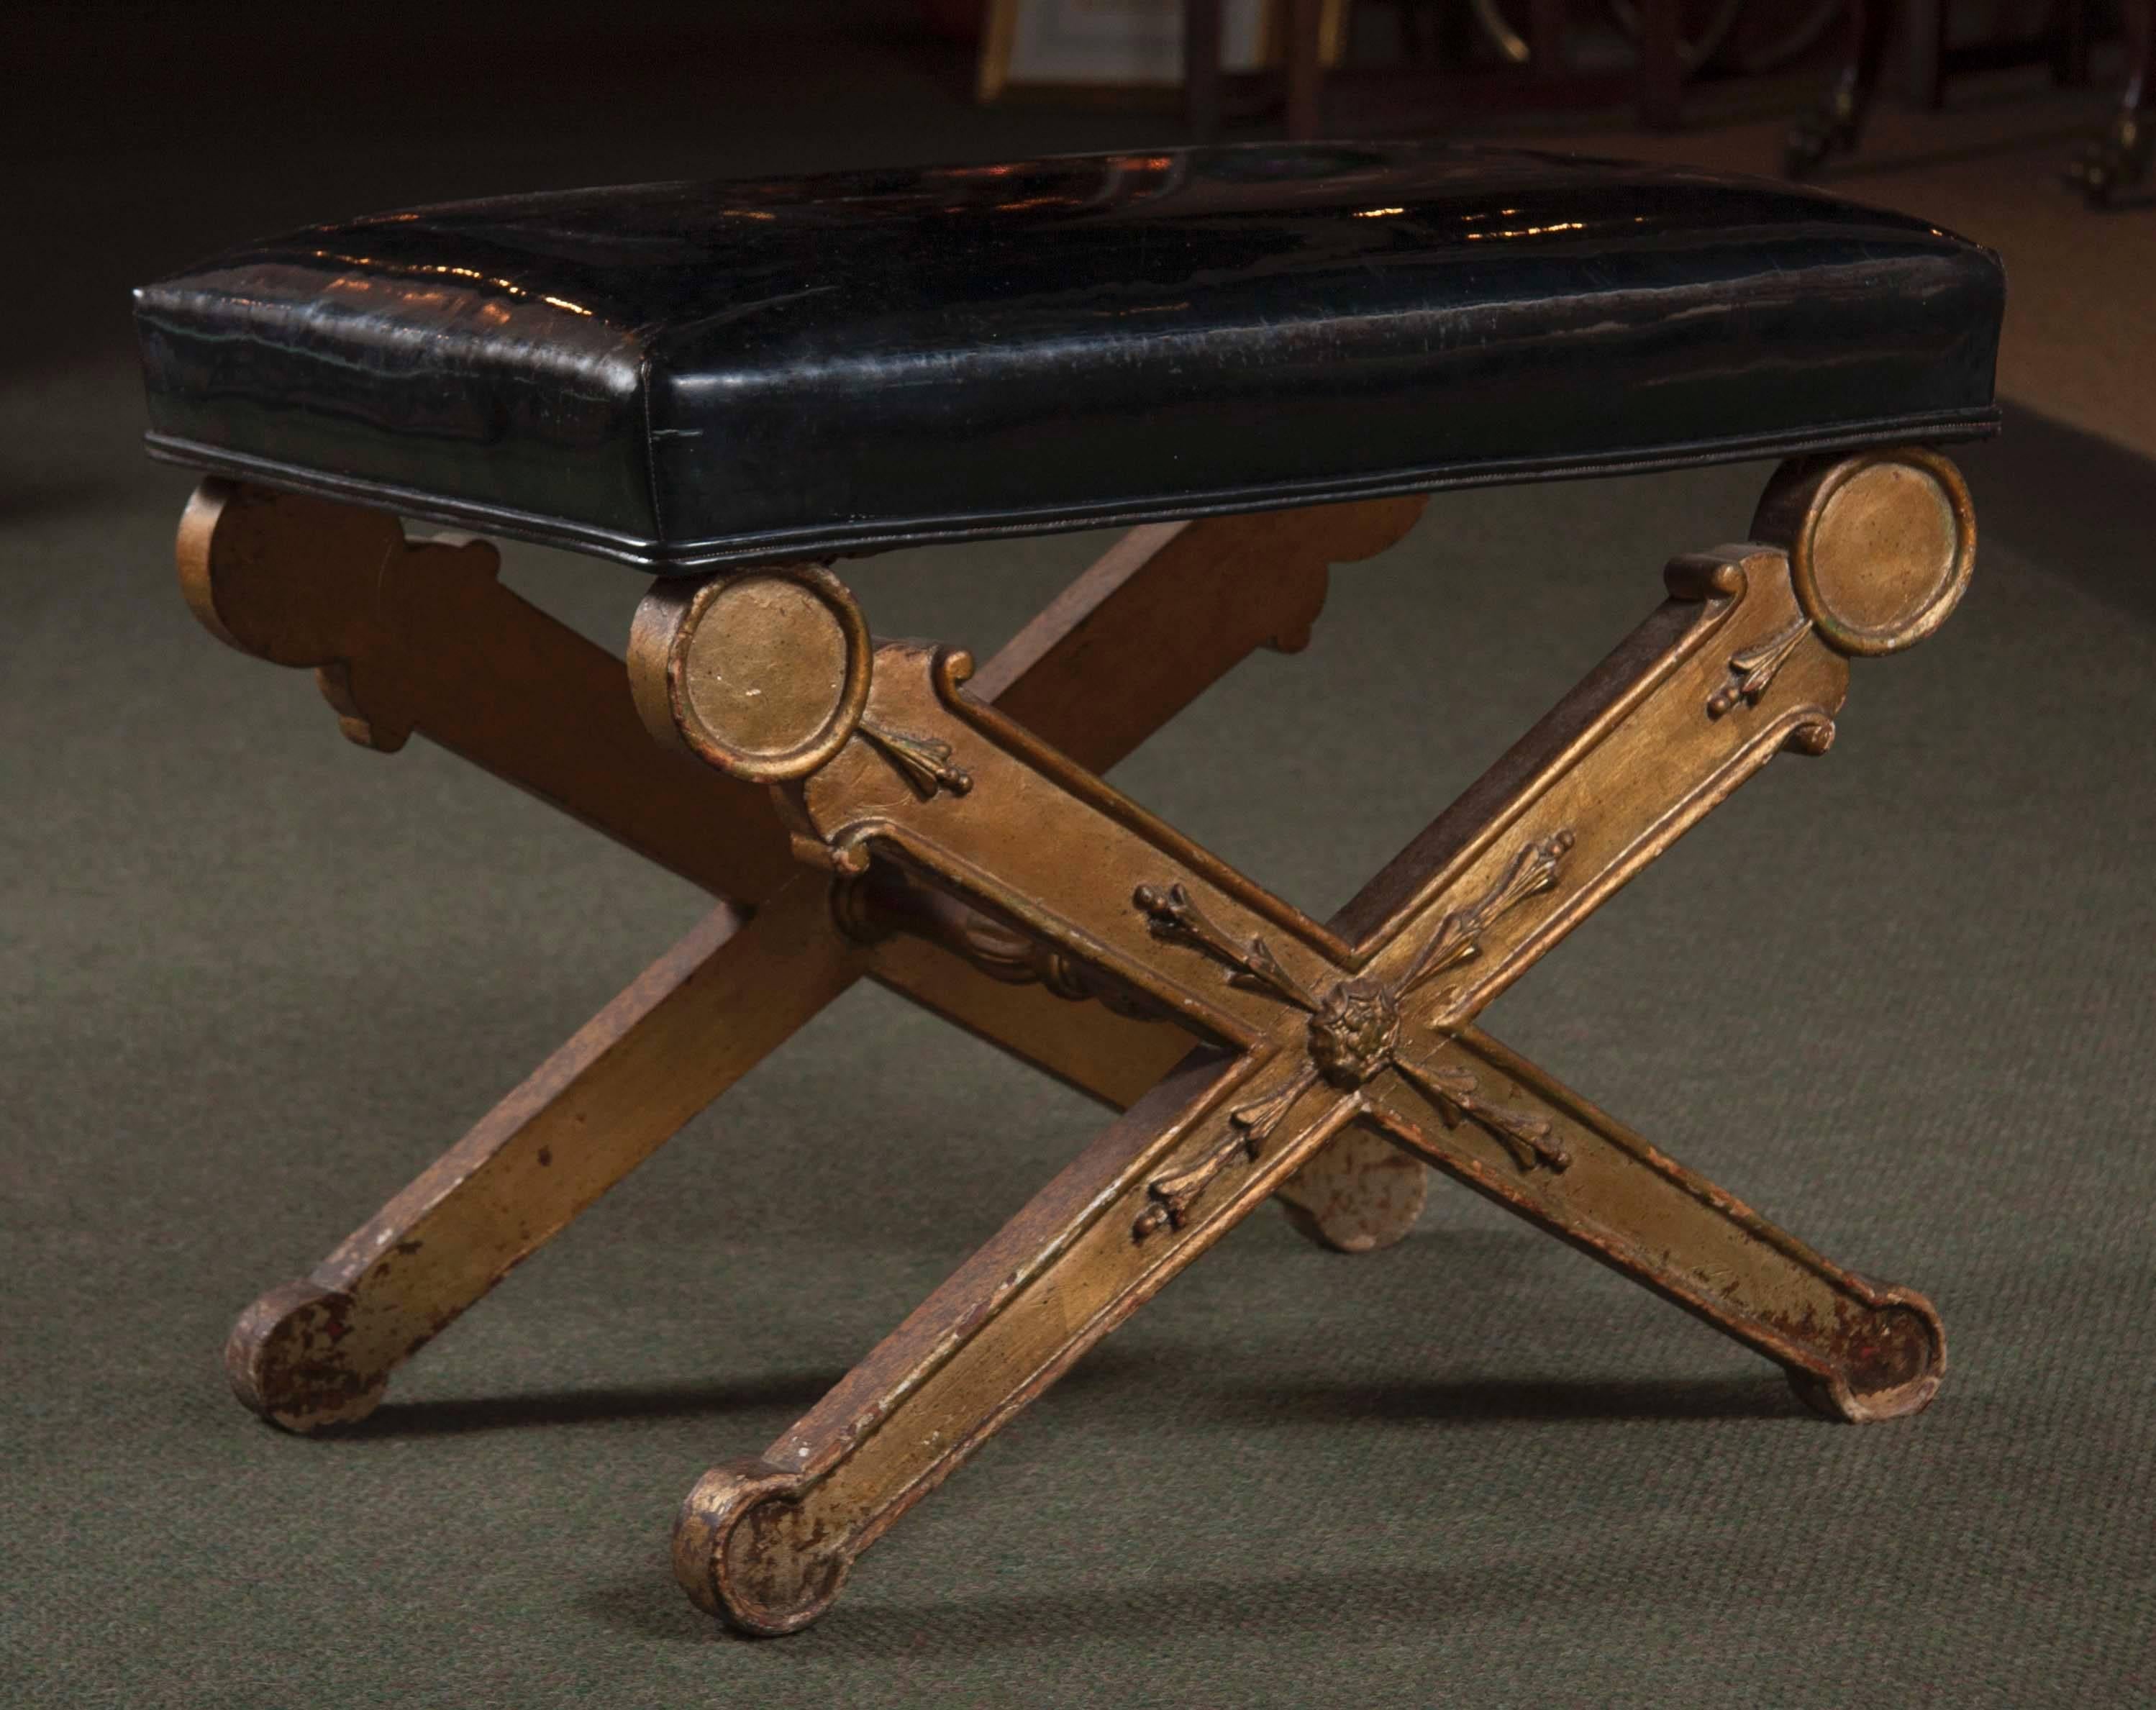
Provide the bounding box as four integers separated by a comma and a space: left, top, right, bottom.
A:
978, 0, 1349, 100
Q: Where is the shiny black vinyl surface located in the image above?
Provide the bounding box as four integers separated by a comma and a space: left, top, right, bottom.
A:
135, 141, 2004, 570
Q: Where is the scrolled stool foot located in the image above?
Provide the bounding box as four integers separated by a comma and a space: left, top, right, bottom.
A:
1785, 1286, 1947, 1423
673, 1460, 850, 1637
224, 1278, 389, 1432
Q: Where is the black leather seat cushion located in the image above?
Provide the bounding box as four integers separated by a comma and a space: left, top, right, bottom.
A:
136, 142, 2003, 572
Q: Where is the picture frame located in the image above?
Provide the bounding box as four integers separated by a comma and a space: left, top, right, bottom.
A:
978, 0, 1349, 101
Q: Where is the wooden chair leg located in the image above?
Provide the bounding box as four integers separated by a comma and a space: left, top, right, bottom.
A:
199, 486, 1431, 1427
1184, 0, 1224, 138
1286, 0, 1325, 137
1785, 0, 1895, 176
1637, 0, 1686, 129
1906, 0, 1947, 109
645, 447, 1973, 1631
2067, 0, 2155, 203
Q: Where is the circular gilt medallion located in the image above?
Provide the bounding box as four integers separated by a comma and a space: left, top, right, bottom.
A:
1789, 450, 1975, 657
645, 566, 873, 781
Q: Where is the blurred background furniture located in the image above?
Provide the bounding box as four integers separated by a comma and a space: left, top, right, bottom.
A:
2065, 0, 2152, 199
1168, 0, 2147, 164
1785, 0, 2092, 175
1184, 0, 1704, 132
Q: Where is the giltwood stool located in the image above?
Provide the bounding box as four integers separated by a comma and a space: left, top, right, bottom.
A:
137, 141, 2003, 1636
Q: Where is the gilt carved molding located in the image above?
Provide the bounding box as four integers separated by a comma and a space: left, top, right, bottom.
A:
858, 720, 973, 799
1127, 832, 1578, 1240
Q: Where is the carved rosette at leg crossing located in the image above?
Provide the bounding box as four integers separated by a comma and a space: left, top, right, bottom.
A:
1128, 831, 1578, 1242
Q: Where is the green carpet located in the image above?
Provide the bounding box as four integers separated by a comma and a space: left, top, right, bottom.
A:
5, 9, 2153, 1701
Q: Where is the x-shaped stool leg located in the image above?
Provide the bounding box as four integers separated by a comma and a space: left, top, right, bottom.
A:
183, 481, 1427, 1429
633, 448, 1975, 1634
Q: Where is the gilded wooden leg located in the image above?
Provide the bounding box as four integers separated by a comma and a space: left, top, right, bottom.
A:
226, 886, 863, 1428
195, 484, 1428, 1427
640, 447, 1973, 1631
1394, 1027, 1943, 1424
